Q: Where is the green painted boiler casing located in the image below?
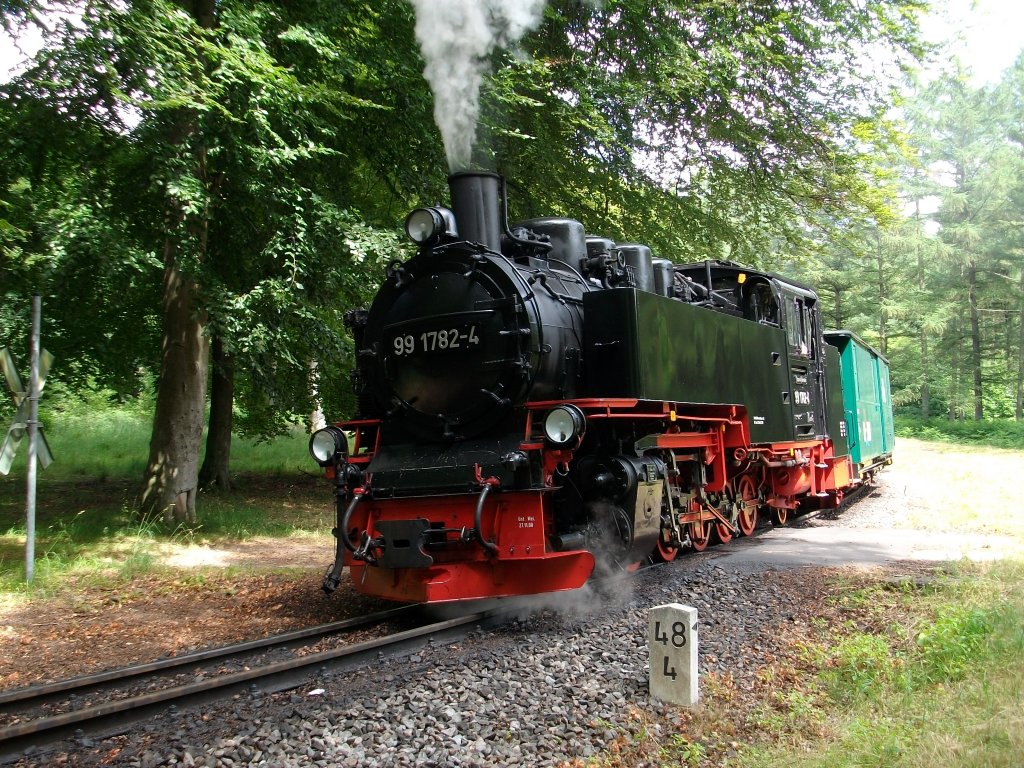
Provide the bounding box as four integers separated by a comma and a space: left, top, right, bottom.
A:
582, 288, 797, 444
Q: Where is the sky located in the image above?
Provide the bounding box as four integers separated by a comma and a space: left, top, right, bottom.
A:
2, 1, 1024, 86
0, 20, 42, 81
920, 0, 1024, 85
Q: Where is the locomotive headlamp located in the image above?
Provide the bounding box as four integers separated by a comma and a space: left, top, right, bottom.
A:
404, 206, 457, 246
542, 404, 586, 447
309, 426, 348, 467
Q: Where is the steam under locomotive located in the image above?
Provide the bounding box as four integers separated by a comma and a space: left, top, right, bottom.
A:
311, 172, 894, 603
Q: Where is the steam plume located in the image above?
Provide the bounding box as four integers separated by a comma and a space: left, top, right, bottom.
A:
408, 0, 546, 171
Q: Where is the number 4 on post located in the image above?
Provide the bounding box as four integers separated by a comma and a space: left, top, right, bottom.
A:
662, 657, 677, 680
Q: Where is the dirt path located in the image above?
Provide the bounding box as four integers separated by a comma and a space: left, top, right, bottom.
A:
716, 439, 1024, 567
157, 534, 332, 569
0, 533, 385, 691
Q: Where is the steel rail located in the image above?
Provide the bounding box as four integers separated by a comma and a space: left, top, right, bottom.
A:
0, 608, 500, 763
0, 604, 417, 712
0, 544, 732, 762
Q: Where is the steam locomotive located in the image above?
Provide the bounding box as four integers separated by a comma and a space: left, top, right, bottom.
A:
311, 172, 894, 603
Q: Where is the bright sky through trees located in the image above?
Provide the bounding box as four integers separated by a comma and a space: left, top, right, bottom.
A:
3, 1, 1023, 85
919, 0, 1024, 84
0, 19, 42, 81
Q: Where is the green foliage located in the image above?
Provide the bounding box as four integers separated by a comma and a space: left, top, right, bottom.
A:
1, 0, 420, 439
775, 52, 1024, 428
915, 605, 995, 683
861, 57, 1024, 422
483, 0, 928, 264
826, 632, 906, 703
745, 563, 1024, 768
3, 0, 937, 511
662, 734, 706, 766
895, 415, 1024, 449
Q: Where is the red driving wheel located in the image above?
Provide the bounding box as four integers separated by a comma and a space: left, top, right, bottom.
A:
737, 474, 759, 536
714, 519, 733, 545
689, 519, 711, 551
656, 535, 680, 562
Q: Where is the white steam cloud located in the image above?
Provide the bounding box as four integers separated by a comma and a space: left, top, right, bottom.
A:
408, 0, 546, 171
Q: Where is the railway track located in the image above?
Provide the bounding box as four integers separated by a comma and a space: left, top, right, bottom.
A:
0, 603, 509, 764
0, 496, 869, 765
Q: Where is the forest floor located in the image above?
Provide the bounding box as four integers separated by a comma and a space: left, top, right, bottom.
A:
0, 535, 392, 691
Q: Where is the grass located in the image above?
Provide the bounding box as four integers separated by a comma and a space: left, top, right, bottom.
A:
896, 414, 1024, 450
570, 435, 1024, 768
4, 404, 1024, 767
884, 437, 1024, 537
740, 561, 1024, 768
0, 408, 332, 594
2, 408, 314, 482
590, 562, 1024, 768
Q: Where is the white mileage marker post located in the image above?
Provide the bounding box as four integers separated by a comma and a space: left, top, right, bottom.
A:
648, 603, 698, 706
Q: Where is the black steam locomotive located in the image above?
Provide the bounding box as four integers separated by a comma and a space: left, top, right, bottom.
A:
311, 172, 894, 603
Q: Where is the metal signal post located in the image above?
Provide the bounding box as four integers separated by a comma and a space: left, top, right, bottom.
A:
1, 296, 54, 583
26, 296, 41, 583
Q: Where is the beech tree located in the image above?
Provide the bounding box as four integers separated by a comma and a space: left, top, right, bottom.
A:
0, 10, 163, 396
135, 1, 416, 513
2, 0, 934, 522
2, 1, 412, 519
478, 0, 925, 263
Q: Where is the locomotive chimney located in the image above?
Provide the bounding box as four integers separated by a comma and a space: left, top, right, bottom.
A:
448, 171, 502, 252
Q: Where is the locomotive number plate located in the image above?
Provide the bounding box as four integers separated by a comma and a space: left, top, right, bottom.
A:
391, 324, 481, 356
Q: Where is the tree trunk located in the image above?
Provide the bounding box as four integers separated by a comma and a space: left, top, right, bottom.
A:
968, 261, 983, 420
199, 335, 234, 491
139, 243, 209, 523
921, 328, 930, 419
138, 0, 217, 524
1005, 311, 1013, 364
1016, 267, 1024, 421
915, 198, 929, 419
876, 230, 887, 355
949, 309, 962, 420
309, 359, 326, 432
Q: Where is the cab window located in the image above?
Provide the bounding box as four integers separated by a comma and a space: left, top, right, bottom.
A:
786, 297, 808, 355
746, 282, 779, 325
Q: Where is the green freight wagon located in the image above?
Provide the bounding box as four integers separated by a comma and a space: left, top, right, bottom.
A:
823, 330, 894, 478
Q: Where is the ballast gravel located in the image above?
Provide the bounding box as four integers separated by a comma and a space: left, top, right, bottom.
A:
60, 554, 826, 768
29, 465, 923, 768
